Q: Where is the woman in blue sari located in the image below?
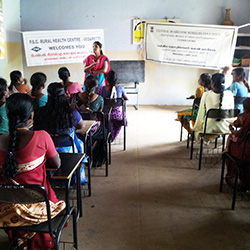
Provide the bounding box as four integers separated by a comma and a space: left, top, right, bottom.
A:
34, 82, 87, 183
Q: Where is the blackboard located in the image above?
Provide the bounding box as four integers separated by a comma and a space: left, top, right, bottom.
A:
109, 60, 145, 83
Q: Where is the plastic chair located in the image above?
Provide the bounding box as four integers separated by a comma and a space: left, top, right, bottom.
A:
104, 97, 127, 151
0, 184, 78, 250
80, 111, 111, 177
190, 108, 240, 170
220, 131, 250, 210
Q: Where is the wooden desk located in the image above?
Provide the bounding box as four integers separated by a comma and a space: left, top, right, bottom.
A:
76, 120, 96, 134
50, 152, 85, 221
76, 120, 95, 197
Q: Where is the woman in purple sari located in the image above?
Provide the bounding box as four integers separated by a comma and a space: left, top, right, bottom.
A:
83, 41, 110, 88
96, 70, 128, 141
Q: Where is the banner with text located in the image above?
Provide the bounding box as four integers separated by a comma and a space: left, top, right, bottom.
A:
22, 29, 104, 67
145, 23, 238, 69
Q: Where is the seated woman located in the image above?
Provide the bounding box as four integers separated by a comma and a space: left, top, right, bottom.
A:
8, 70, 31, 95
58, 67, 83, 96
177, 73, 212, 131
70, 75, 104, 112
223, 97, 250, 154
224, 97, 250, 189
0, 78, 9, 134
70, 76, 106, 167
34, 82, 85, 153
34, 82, 87, 183
227, 67, 249, 113
30, 72, 48, 107
0, 93, 65, 250
96, 70, 128, 141
193, 73, 234, 142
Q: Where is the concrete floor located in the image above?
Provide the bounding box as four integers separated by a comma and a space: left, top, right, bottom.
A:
1, 105, 250, 249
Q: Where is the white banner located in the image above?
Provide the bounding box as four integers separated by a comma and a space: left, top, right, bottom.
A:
145, 22, 238, 69
22, 29, 104, 67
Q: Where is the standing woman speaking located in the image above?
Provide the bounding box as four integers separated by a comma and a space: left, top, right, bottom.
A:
83, 41, 110, 87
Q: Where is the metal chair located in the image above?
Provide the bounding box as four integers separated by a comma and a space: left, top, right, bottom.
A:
234, 96, 247, 113
0, 184, 78, 250
220, 131, 250, 210
50, 133, 75, 153
186, 97, 201, 148
50, 133, 92, 197
80, 111, 111, 177
104, 97, 127, 151
180, 98, 201, 144
234, 96, 247, 105
190, 108, 240, 170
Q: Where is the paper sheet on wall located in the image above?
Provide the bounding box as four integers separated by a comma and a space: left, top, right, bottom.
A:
145, 22, 238, 69
22, 29, 104, 67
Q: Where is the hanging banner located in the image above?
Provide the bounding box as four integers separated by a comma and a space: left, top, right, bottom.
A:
145, 22, 238, 69
0, 0, 4, 59
22, 29, 104, 67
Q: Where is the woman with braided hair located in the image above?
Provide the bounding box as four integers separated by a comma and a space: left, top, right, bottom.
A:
0, 93, 65, 249
193, 73, 234, 142
8, 70, 31, 95
58, 67, 82, 96
34, 82, 86, 152
30, 72, 48, 107
96, 70, 128, 141
70, 75, 105, 167
70, 75, 104, 112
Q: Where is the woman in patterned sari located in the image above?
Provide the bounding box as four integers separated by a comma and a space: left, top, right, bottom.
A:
0, 93, 65, 249
224, 98, 250, 189
96, 70, 128, 141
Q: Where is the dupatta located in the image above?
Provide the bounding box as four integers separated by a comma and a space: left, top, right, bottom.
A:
84, 54, 110, 85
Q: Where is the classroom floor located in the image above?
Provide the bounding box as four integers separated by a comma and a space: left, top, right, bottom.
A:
1, 105, 250, 250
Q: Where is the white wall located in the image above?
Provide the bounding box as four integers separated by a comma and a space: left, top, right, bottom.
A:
0, 0, 23, 80
20, 0, 250, 105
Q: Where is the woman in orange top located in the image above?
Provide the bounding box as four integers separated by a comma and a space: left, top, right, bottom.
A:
177, 73, 212, 131
8, 70, 31, 95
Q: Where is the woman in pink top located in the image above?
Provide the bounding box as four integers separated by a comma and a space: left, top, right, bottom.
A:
0, 93, 64, 249
83, 41, 110, 88
58, 67, 83, 96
